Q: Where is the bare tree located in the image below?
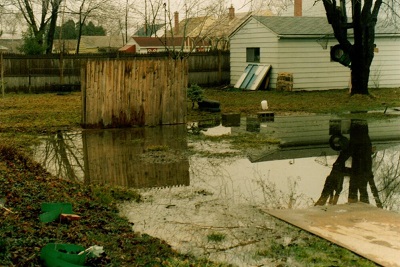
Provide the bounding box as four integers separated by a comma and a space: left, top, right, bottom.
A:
65, 0, 111, 54
13, 0, 63, 54
34, 131, 84, 182
0, 3, 23, 40
46, 0, 62, 53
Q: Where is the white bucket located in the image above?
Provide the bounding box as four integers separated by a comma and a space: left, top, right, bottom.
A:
261, 100, 268, 110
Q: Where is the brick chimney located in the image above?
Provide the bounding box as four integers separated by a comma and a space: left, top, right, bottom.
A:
229, 5, 235, 20
174, 11, 179, 35
294, 0, 302, 16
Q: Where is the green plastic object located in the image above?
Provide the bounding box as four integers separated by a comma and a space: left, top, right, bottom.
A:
40, 243, 87, 267
39, 202, 73, 223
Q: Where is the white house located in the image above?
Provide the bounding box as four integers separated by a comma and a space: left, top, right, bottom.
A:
229, 16, 400, 90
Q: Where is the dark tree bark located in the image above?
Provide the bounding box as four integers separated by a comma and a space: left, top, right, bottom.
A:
322, 0, 383, 95
46, 0, 62, 54
16, 0, 62, 54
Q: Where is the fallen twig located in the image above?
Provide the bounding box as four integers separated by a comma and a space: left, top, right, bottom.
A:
1, 204, 14, 213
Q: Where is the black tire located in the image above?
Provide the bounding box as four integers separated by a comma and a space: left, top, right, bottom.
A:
329, 134, 349, 151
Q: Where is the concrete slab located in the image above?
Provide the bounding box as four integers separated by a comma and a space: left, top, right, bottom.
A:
263, 203, 400, 267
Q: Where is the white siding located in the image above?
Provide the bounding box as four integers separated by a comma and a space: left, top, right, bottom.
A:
230, 17, 400, 90
274, 38, 351, 90
371, 37, 400, 88
230, 19, 279, 87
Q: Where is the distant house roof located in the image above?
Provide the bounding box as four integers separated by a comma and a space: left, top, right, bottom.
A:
79, 36, 123, 49
0, 39, 23, 53
129, 37, 165, 47
170, 7, 274, 41
173, 16, 216, 37
134, 24, 165, 37
53, 39, 77, 53
210, 9, 274, 38
124, 36, 210, 47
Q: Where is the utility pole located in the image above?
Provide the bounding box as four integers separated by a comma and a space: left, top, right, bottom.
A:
125, 0, 128, 43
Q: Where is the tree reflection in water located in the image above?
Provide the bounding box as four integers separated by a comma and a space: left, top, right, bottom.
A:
373, 144, 400, 211
315, 119, 399, 208
34, 131, 84, 182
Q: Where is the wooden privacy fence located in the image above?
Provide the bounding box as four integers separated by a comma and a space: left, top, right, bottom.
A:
1, 52, 229, 92
81, 58, 188, 128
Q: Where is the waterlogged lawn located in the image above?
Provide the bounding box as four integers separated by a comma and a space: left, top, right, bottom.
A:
0, 145, 228, 266
1, 88, 399, 134
1, 88, 395, 266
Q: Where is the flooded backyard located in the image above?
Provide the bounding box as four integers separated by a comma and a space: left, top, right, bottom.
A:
32, 114, 400, 266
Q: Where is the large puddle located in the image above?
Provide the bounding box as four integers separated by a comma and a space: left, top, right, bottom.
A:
32, 115, 400, 266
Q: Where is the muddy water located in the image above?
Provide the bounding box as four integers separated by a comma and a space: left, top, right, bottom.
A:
32, 115, 400, 266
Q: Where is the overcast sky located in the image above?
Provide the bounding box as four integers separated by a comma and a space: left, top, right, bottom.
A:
0, 0, 327, 39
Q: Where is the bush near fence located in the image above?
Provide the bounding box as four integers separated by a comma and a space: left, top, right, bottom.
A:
0, 51, 230, 93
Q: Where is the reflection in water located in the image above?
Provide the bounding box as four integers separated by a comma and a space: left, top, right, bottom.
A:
374, 145, 400, 211
33, 125, 189, 188
316, 119, 382, 206
83, 126, 189, 188
33, 131, 84, 182
315, 119, 400, 210
33, 117, 400, 210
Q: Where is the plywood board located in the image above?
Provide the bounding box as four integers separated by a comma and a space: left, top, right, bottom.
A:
263, 203, 400, 267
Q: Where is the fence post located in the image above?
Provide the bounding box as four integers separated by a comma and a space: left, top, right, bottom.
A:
80, 59, 87, 126
218, 50, 222, 84
1, 52, 4, 97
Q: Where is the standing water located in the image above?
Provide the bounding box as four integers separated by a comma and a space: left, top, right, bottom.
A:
32, 115, 400, 266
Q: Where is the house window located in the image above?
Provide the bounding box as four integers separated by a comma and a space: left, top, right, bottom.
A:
246, 47, 260, 63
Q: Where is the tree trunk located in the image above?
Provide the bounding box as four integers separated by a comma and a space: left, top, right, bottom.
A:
349, 0, 372, 95
322, 0, 383, 95
46, 0, 62, 54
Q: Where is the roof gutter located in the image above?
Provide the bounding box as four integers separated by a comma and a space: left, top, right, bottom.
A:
278, 33, 400, 39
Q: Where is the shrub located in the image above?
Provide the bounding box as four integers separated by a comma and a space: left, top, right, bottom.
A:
187, 84, 204, 109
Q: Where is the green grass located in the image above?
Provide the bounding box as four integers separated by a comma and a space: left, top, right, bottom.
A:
187, 87, 400, 152
207, 233, 226, 242
191, 87, 400, 120
0, 92, 81, 132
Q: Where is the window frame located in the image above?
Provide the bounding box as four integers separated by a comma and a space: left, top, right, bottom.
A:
246, 47, 260, 63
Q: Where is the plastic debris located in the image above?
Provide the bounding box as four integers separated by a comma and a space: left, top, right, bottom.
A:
40, 243, 87, 267
78, 245, 104, 257
39, 202, 75, 223
60, 213, 81, 222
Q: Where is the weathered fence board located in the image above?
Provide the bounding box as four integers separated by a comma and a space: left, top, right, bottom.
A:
81, 58, 188, 127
